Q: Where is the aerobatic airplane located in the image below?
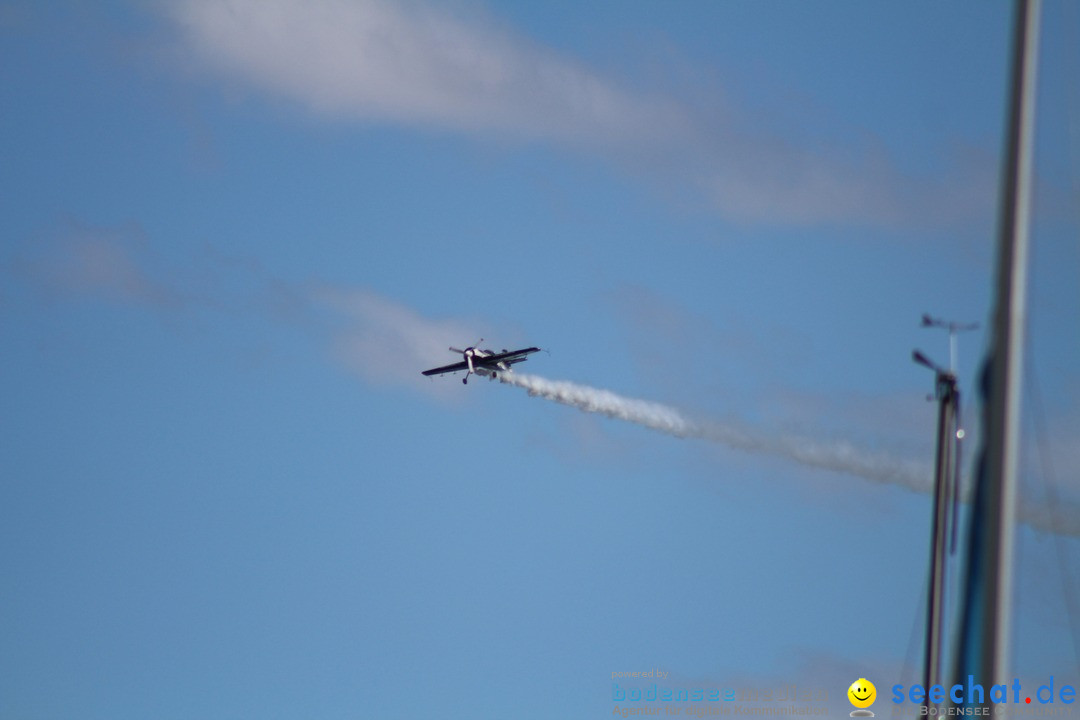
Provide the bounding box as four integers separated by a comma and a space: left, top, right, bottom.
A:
421, 339, 540, 384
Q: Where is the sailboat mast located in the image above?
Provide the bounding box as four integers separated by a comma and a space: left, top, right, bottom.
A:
924, 370, 958, 702
955, 0, 1041, 691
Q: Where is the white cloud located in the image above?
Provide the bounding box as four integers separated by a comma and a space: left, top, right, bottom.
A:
163, 0, 994, 228
168, 0, 686, 148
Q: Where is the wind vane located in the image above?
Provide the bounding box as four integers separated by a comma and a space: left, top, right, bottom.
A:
920, 314, 979, 373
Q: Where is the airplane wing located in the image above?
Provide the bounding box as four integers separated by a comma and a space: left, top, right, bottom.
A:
421, 360, 469, 377
474, 347, 540, 366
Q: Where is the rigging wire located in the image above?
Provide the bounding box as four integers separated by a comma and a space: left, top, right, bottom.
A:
1024, 357, 1080, 676
896, 571, 931, 720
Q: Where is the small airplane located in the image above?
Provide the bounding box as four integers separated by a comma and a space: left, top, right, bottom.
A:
421, 339, 540, 384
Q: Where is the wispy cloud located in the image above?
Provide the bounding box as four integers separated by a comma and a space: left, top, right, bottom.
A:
166, 0, 687, 148
162, 0, 993, 228
13, 219, 182, 307
8, 219, 483, 397
315, 286, 485, 396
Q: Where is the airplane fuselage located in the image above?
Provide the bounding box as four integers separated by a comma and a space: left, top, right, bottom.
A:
421, 341, 541, 385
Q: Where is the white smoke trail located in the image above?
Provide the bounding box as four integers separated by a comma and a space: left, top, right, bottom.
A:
499, 371, 1080, 536
499, 371, 930, 493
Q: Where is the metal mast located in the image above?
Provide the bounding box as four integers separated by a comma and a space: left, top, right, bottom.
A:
913, 349, 960, 710
953, 0, 1040, 695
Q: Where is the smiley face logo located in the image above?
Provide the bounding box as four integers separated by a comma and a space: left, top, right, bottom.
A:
848, 678, 877, 709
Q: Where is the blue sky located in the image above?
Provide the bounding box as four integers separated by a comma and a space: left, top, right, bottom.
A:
2, 2, 1078, 718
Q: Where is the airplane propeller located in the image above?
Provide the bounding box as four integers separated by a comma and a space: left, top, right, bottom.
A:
464, 350, 475, 384
460, 339, 483, 384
